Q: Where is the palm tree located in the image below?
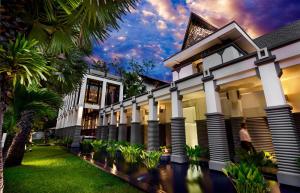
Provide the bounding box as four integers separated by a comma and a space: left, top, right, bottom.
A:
0, 1, 138, 190
0, 36, 51, 192
5, 83, 62, 167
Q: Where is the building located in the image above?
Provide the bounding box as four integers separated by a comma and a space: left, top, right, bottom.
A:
55, 68, 123, 142
138, 74, 168, 91
99, 13, 300, 187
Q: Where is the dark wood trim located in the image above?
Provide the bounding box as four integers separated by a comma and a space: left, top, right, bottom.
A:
164, 21, 237, 62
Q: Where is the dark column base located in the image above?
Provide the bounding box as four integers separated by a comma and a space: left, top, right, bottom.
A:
118, 124, 127, 141
206, 113, 230, 171
101, 125, 109, 141
171, 117, 188, 163
108, 125, 117, 141
147, 120, 159, 151
130, 122, 143, 145
71, 125, 82, 148
95, 126, 101, 140
266, 105, 300, 187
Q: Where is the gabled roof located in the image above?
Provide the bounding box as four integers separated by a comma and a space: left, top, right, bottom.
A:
139, 74, 168, 86
164, 21, 259, 67
254, 20, 300, 49
181, 12, 218, 50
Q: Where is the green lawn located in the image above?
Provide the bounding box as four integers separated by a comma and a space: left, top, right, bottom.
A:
4, 145, 143, 193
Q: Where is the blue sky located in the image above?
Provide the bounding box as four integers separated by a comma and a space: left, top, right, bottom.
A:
89, 0, 300, 81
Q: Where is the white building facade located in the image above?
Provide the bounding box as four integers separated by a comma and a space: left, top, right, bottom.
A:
55, 69, 123, 144
98, 13, 300, 188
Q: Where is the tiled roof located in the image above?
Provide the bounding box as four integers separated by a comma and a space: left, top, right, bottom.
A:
254, 20, 300, 49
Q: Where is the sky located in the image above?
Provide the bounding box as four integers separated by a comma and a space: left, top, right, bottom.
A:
89, 0, 300, 81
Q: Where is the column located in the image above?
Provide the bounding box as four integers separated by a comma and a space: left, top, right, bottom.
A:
108, 106, 117, 141
101, 112, 109, 140
71, 76, 87, 148
147, 93, 159, 151
131, 98, 142, 144
95, 111, 102, 140
119, 85, 124, 102
100, 81, 107, 108
170, 83, 188, 163
118, 104, 127, 141
256, 54, 300, 187
203, 76, 230, 171
227, 90, 244, 161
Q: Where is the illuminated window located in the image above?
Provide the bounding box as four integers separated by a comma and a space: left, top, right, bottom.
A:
85, 79, 102, 104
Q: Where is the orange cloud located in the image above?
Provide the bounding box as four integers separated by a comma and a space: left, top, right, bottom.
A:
185, 0, 263, 37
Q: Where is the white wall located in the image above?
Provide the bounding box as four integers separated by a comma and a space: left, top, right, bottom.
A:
222, 46, 243, 63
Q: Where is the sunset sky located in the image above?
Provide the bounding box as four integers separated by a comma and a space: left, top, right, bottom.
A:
89, 0, 300, 81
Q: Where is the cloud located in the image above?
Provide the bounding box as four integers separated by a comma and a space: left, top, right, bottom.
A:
117, 36, 127, 41
184, 0, 297, 37
156, 20, 167, 30
147, 0, 177, 21
142, 10, 155, 17
147, 0, 189, 27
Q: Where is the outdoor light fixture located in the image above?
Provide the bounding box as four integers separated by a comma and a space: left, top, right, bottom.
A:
159, 104, 166, 113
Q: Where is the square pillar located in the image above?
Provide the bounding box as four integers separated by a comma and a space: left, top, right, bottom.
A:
170, 83, 188, 163
96, 112, 102, 140
118, 104, 127, 141
203, 76, 230, 171
108, 106, 117, 141
256, 53, 300, 187
147, 93, 159, 151
131, 98, 142, 144
101, 112, 109, 141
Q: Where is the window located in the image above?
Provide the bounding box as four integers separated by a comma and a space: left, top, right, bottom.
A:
105, 84, 120, 106
82, 108, 99, 129
85, 79, 102, 104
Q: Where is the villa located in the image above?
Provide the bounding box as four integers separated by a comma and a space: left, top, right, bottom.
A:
55, 13, 300, 188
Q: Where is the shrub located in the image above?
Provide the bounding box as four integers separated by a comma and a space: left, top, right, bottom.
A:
236, 149, 277, 169
186, 145, 209, 161
141, 150, 162, 169
222, 162, 269, 193
119, 145, 142, 163
91, 140, 107, 152
160, 145, 171, 154
57, 137, 73, 147
80, 140, 93, 154
106, 141, 120, 158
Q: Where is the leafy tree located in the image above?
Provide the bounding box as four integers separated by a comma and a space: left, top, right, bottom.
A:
0, 0, 137, 190
5, 83, 62, 167
110, 59, 155, 98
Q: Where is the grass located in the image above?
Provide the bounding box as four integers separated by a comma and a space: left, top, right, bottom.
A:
4, 145, 143, 193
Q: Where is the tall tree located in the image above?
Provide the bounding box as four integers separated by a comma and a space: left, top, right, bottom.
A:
0, 36, 51, 191
110, 59, 155, 98
0, 1, 138, 191
5, 84, 62, 167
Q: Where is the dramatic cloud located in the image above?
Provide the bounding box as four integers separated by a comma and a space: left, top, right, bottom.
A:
91, 0, 300, 82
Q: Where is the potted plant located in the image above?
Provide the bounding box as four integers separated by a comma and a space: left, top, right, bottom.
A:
186, 145, 209, 164
80, 139, 93, 155
106, 141, 120, 167
236, 149, 278, 174
141, 150, 162, 186
222, 162, 270, 193
141, 150, 162, 170
119, 145, 142, 175
91, 140, 107, 163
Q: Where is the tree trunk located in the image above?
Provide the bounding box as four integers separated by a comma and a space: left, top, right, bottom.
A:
0, 102, 5, 193
5, 110, 34, 167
